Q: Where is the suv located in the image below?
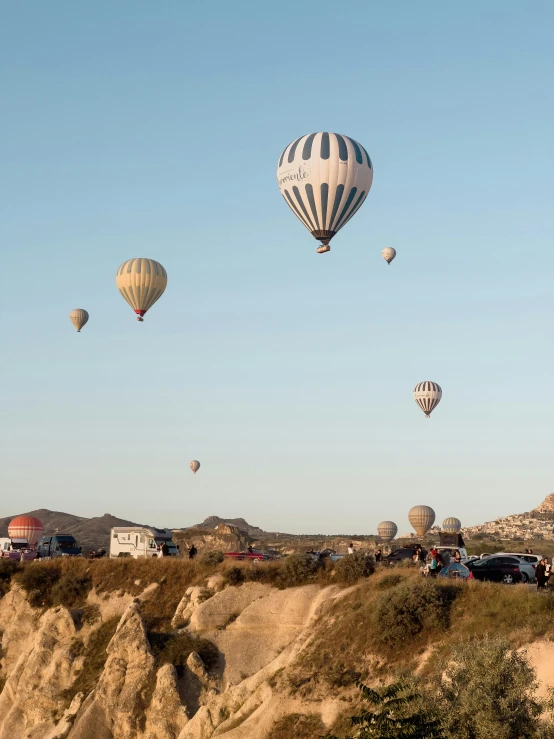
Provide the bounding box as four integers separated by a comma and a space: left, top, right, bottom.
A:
465, 555, 523, 584
383, 547, 426, 564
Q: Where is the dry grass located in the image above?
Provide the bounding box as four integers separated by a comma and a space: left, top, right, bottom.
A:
61, 617, 120, 706
267, 713, 327, 739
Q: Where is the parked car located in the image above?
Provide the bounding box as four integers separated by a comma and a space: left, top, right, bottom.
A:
479, 553, 536, 583
224, 550, 274, 563
464, 555, 524, 584
36, 535, 82, 559
0, 537, 36, 561
383, 547, 427, 565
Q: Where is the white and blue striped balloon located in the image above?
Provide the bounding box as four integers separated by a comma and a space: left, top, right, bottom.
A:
277, 132, 373, 253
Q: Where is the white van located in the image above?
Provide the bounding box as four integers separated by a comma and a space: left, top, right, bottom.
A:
109, 527, 180, 559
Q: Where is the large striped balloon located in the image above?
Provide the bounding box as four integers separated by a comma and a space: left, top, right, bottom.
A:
8, 515, 44, 546
408, 505, 435, 538
276, 132, 373, 253
116, 258, 167, 322
413, 381, 442, 418
377, 521, 398, 543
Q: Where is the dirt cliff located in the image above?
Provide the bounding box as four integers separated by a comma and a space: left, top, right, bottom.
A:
1, 561, 554, 739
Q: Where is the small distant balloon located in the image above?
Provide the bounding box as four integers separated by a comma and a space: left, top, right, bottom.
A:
70, 309, 89, 332
116, 258, 167, 322
443, 517, 461, 533
381, 247, 396, 265
190, 460, 200, 474
408, 505, 435, 538
377, 521, 398, 542
413, 381, 442, 418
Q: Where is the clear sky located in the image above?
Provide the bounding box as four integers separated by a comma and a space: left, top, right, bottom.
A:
1, 1, 553, 535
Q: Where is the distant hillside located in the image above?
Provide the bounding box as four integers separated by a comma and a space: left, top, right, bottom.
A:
197, 516, 267, 537
0, 509, 141, 552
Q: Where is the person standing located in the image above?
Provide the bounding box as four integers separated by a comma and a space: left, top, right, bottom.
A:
536, 559, 547, 591
375, 549, 382, 563
347, 543, 355, 555
161, 542, 169, 557
188, 544, 197, 559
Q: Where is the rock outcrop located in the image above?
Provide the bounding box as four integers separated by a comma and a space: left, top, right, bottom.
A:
0, 573, 356, 739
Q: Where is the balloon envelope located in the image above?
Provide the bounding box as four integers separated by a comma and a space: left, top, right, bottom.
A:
408, 505, 435, 538
443, 517, 462, 533
277, 132, 373, 252
377, 521, 398, 542
382, 247, 396, 264
70, 309, 89, 332
190, 460, 200, 474
116, 258, 167, 321
8, 515, 44, 546
413, 381, 442, 418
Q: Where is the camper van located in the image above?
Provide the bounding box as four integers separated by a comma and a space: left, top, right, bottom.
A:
110, 527, 180, 559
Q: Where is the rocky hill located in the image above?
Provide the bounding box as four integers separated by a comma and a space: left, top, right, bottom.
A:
196, 516, 267, 537
0, 510, 141, 552
534, 493, 554, 514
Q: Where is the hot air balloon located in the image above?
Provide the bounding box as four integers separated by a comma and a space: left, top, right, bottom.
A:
382, 247, 396, 265
413, 381, 442, 418
443, 517, 461, 533
408, 505, 435, 538
377, 521, 398, 543
116, 258, 167, 322
190, 460, 200, 474
8, 515, 44, 547
276, 132, 373, 253
69, 309, 89, 332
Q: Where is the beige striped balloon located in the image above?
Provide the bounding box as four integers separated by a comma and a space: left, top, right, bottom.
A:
408, 505, 436, 538
116, 258, 167, 322
70, 309, 89, 332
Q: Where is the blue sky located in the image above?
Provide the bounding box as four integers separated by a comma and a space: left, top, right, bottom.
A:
1, 1, 553, 534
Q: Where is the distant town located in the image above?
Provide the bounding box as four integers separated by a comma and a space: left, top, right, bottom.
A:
397, 494, 554, 541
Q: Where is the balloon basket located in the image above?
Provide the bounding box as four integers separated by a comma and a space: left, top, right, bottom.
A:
316, 245, 330, 254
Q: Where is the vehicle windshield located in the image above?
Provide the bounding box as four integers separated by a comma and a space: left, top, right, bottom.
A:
59, 540, 79, 550
470, 559, 488, 567
11, 542, 28, 550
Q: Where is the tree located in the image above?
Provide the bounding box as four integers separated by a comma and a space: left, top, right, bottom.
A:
322, 680, 444, 739
439, 636, 553, 739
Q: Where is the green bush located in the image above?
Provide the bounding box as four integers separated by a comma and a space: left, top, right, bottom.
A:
149, 631, 220, 676
375, 579, 457, 646
17, 565, 61, 607
335, 552, 375, 585
323, 680, 444, 739
268, 713, 327, 739
0, 560, 21, 595
199, 550, 224, 567
439, 636, 554, 739
376, 573, 405, 590
223, 566, 245, 586
51, 573, 92, 608
278, 553, 320, 588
